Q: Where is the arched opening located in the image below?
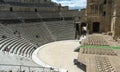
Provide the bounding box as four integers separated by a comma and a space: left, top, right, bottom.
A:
93, 22, 100, 33
10, 7, 13, 12
104, 0, 107, 4
74, 22, 87, 39
103, 11, 106, 16
35, 8, 38, 12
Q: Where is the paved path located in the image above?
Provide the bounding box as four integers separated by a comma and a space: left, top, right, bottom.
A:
37, 40, 84, 72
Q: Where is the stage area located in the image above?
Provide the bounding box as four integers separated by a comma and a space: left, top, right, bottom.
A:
37, 40, 84, 72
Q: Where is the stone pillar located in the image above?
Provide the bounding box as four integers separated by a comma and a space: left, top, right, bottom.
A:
111, 0, 120, 40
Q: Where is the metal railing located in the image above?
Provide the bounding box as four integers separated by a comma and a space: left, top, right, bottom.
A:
0, 64, 58, 72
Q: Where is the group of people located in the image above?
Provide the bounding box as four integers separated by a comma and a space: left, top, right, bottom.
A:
13, 30, 21, 38
3, 47, 10, 53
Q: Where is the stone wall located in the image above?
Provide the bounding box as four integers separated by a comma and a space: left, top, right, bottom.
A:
111, 0, 120, 40
0, 5, 60, 12
0, 0, 72, 12
86, 0, 112, 33
3, 0, 51, 3
85, 0, 120, 40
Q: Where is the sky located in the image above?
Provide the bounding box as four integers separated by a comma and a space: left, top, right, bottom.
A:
51, 0, 87, 10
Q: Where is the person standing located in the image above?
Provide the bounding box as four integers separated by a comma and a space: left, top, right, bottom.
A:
82, 26, 87, 37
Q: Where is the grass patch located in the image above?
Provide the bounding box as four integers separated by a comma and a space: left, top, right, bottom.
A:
80, 46, 110, 49
80, 46, 120, 50
111, 46, 120, 49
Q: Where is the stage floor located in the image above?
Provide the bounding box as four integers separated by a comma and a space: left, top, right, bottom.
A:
37, 40, 84, 72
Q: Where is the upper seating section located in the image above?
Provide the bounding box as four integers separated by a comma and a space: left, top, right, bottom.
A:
7, 22, 55, 46
7, 2, 56, 7
0, 0, 4, 3
0, 12, 16, 19
62, 11, 79, 17
1, 0, 57, 7
45, 21, 75, 41
0, 12, 39, 20
38, 12, 60, 18
0, 12, 59, 21
0, 12, 75, 20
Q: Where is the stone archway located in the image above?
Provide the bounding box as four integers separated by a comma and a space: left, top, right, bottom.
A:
93, 22, 100, 33
74, 22, 87, 39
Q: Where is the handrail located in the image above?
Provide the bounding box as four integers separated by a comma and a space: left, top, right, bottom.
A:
0, 64, 55, 72
0, 64, 43, 68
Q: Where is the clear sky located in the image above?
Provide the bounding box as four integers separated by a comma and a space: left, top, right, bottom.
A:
51, 0, 87, 10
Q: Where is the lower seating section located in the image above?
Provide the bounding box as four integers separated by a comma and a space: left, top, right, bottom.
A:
0, 24, 59, 72
0, 30, 37, 57
0, 50, 38, 66
7, 21, 75, 46
0, 50, 57, 72
0, 24, 38, 58
0, 24, 13, 35
0, 21, 75, 72
0, 20, 75, 72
